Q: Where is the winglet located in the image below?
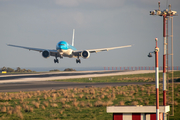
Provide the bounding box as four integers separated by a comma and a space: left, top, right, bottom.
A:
72, 29, 75, 46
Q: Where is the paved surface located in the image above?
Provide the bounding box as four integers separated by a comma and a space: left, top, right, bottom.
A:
0, 70, 158, 92
0, 70, 158, 84
0, 81, 153, 92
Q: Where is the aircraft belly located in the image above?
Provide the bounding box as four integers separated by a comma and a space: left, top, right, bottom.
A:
61, 49, 73, 58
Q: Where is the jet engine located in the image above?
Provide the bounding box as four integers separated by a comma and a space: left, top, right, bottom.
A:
81, 50, 90, 59
42, 50, 50, 58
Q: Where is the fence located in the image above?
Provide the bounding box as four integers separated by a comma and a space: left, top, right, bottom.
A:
104, 66, 180, 71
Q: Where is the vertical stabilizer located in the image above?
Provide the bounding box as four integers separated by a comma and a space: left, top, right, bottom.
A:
72, 29, 75, 46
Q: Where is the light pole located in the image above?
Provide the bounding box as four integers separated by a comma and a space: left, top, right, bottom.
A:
150, 2, 177, 119
148, 38, 159, 120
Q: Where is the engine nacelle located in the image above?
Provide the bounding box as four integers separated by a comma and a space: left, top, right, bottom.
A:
42, 50, 50, 58
81, 50, 90, 59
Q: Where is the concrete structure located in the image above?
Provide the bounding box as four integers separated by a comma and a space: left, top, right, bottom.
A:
107, 106, 170, 120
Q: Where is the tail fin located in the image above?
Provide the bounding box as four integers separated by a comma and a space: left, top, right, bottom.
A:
72, 29, 75, 46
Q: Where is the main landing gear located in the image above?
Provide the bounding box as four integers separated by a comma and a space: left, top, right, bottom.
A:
54, 54, 59, 63
76, 59, 81, 63
76, 56, 81, 63
54, 59, 59, 63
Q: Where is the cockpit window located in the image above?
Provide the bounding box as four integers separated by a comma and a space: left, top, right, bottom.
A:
59, 44, 65, 46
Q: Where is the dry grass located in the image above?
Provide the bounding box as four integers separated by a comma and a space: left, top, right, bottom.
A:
144, 100, 149, 105
0, 79, 179, 120
17, 111, 23, 119
7, 110, 12, 115
59, 110, 64, 114
43, 101, 49, 107
106, 101, 113, 106
1, 106, 6, 113
41, 105, 45, 110
24, 105, 29, 112
100, 95, 105, 99
60, 98, 66, 104
62, 104, 71, 109
87, 102, 92, 107
119, 101, 125, 106
80, 102, 85, 107
51, 103, 58, 108
131, 101, 139, 105
94, 101, 103, 107
72, 101, 79, 107
29, 106, 34, 112
174, 101, 178, 106
79, 94, 84, 99
34, 102, 40, 108
44, 95, 47, 99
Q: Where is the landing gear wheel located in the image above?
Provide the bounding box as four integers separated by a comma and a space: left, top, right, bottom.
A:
76, 59, 81, 64
54, 59, 59, 63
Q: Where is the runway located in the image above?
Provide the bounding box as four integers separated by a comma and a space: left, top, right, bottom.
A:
0, 70, 158, 92
0, 70, 158, 84
0, 81, 154, 92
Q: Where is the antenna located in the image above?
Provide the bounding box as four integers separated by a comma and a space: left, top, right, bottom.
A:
158, 1, 160, 11
72, 29, 75, 46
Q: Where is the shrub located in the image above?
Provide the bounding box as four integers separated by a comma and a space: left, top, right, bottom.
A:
34, 102, 40, 108
79, 94, 84, 98
119, 101, 125, 106
24, 105, 29, 112
80, 102, 85, 107
106, 101, 113, 106
1, 106, 6, 112
145, 100, 149, 105
17, 111, 23, 119
64, 68, 76, 71
62, 104, 71, 109
174, 101, 178, 106
41, 105, 45, 110
51, 103, 58, 108
100, 95, 105, 99
59, 110, 64, 114
94, 101, 103, 107
60, 98, 66, 104
72, 101, 79, 107
131, 101, 138, 105
29, 106, 34, 112
7, 110, 12, 115
43, 101, 49, 107
44, 95, 47, 99
87, 102, 92, 107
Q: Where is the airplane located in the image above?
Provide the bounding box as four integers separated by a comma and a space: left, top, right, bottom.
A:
7, 29, 132, 64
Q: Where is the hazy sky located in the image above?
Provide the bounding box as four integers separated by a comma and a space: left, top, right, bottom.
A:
0, 0, 180, 70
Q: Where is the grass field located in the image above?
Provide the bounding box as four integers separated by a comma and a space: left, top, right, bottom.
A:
0, 71, 180, 120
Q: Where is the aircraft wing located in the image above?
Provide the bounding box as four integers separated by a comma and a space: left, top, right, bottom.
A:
7, 44, 58, 55
73, 44, 132, 54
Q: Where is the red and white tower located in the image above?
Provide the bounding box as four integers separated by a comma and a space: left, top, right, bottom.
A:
155, 38, 159, 120
150, 2, 177, 120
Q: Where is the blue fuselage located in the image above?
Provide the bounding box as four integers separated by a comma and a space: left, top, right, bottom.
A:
56, 41, 76, 57
56, 41, 76, 51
